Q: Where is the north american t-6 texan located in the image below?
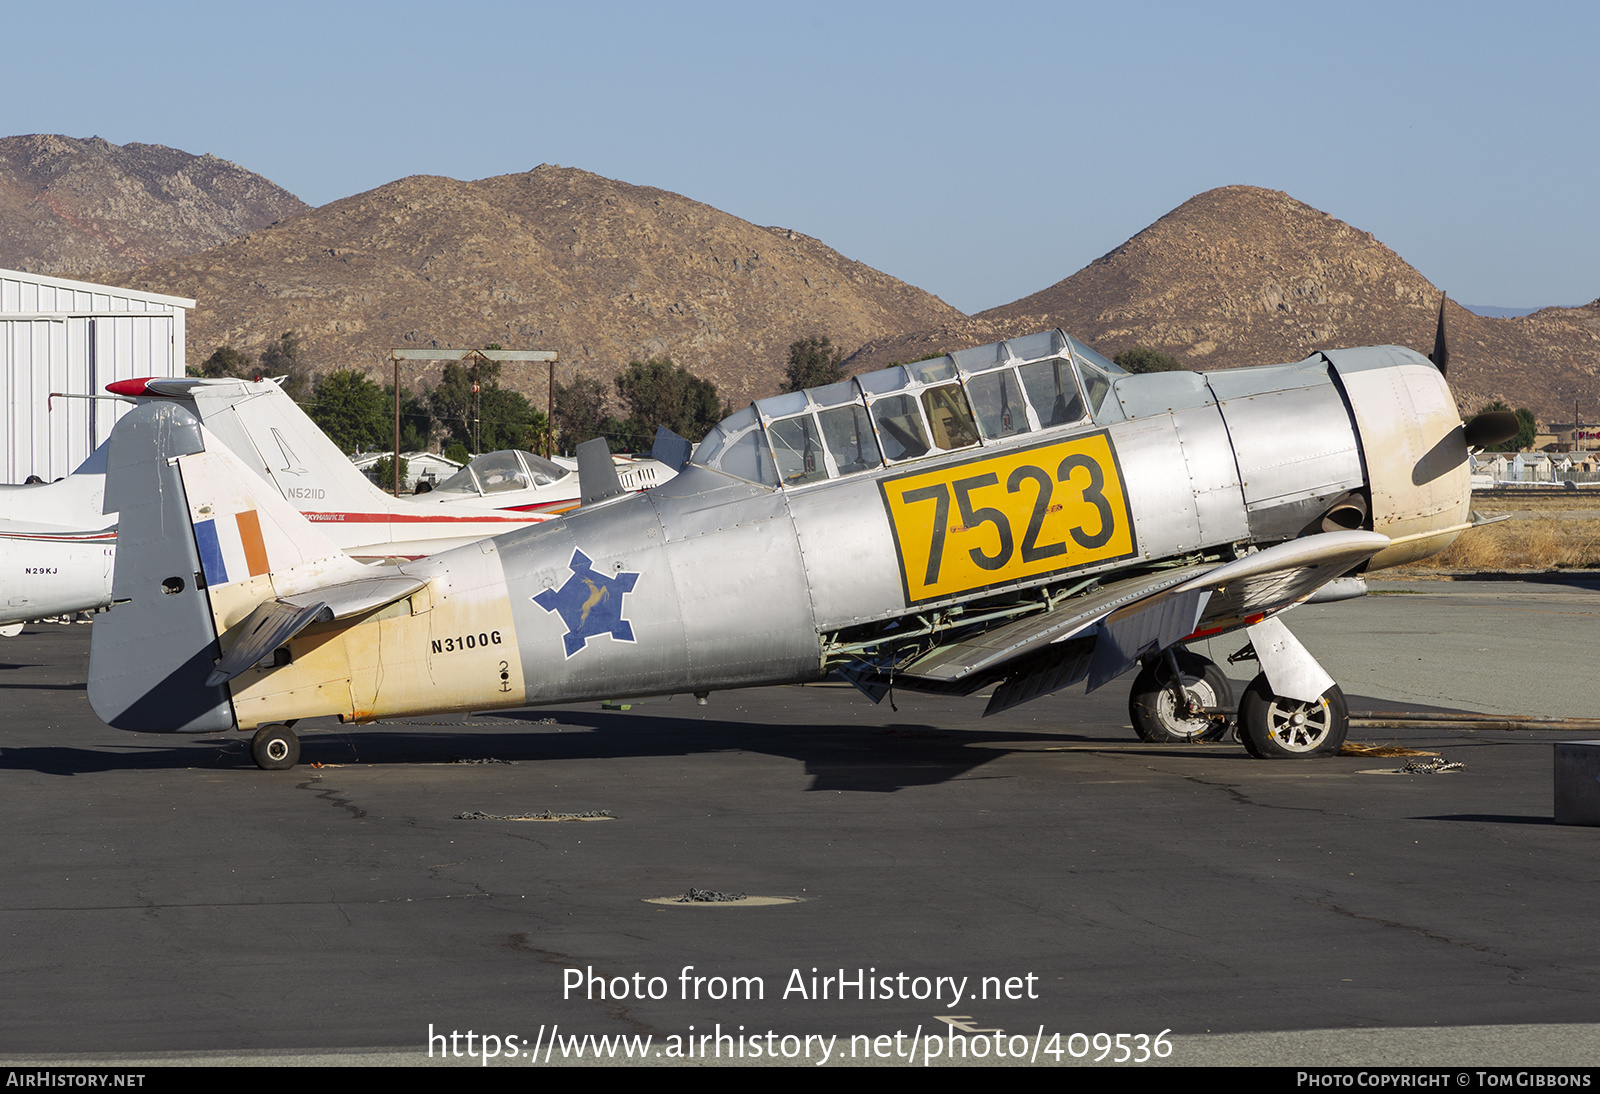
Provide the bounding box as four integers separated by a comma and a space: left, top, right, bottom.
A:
87, 319, 1514, 770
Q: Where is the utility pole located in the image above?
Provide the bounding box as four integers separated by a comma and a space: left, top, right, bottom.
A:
389, 348, 559, 486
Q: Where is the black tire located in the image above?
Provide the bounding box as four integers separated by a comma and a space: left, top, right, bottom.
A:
1237, 674, 1348, 759
1128, 650, 1234, 743
251, 725, 301, 771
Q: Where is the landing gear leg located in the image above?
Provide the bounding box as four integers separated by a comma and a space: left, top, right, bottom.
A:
1128, 649, 1233, 743
251, 724, 301, 771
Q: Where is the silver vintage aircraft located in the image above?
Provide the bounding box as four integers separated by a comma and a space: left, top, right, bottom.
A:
87, 327, 1510, 769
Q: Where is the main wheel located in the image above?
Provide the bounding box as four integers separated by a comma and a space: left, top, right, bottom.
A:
1237, 674, 1348, 759
1128, 650, 1233, 743
251, 725, 301, 771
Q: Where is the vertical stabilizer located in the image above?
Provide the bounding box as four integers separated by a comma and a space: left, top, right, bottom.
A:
88, 404, 234, 733
181, 379, 402, 519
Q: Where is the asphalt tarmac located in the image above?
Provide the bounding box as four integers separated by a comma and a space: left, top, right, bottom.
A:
2, 576, 1598, 1068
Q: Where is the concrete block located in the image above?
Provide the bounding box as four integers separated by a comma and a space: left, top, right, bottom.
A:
1553, 741, 1600, 825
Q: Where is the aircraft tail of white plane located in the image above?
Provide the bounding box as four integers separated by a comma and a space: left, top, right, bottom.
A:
109, 376, 542, 557
110, 376, 403, 516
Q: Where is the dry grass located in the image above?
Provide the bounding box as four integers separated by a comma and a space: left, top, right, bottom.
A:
1471, 491, 1600, 514
1339, 743, 1441, 757
1397, 517, 1600, 571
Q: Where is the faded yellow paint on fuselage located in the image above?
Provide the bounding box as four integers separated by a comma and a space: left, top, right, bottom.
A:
225, 550, 527, 730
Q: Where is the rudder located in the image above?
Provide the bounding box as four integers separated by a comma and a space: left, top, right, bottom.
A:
88, 403, 234, 733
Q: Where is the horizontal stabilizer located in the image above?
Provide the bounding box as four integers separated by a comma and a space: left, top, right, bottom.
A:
577, 438, 626, 504
207, 572, 428, 687
278, 573, 426, 618
207, 599, 331, 687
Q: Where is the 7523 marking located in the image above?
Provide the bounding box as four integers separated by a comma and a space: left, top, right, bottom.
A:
879, 432, 1137, 605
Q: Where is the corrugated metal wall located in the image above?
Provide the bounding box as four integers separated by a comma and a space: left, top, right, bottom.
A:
1, 269, 192, 483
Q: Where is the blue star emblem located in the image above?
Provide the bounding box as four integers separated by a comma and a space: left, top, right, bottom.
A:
531, 549, 640, 658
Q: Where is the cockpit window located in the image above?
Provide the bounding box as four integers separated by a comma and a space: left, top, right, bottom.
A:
920, 383, 979, 451
522, 454, 571, 486
965, 368, 1029, 440
769, 414, 829, 485
1068, 338, 1126, 421
691, 405, 779, 485
1019, 358, 1086, 427
870, 394, 930, 462
692, 329, 1111, 487
818, 403, 881, 474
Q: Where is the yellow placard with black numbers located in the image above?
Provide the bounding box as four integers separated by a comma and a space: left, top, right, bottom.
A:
879, 432, 1138, 605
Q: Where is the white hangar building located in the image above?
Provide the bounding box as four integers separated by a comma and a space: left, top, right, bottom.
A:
1, 268, 194, 483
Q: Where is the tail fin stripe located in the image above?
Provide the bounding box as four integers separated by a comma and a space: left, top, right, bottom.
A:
236, 509, 269, 576
194, 519, 229, 586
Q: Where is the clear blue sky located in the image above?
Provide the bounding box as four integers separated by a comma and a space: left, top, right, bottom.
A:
5, 1, 1596, 314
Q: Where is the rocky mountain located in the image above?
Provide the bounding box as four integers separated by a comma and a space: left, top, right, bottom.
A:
108, 166, 965, 409
0, 135, 309, 275
844, 186, 1600, 423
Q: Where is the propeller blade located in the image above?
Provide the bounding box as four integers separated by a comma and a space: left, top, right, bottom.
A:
1429, 294, 1450, 376
1464, 410, 1521, 450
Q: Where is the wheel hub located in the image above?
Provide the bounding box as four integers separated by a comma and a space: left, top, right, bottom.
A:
1156, 680, 1220, 740
1267, 699, 1331, 752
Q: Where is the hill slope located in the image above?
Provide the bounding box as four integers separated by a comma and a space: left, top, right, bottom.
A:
845, 187, 1600, 422
110, 166, 965, 408
0, 134, 309, 274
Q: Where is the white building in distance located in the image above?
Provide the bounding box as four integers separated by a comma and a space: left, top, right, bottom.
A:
2, 268, 193, 483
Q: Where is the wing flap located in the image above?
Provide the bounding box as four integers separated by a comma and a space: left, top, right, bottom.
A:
900, 564, 1218, 684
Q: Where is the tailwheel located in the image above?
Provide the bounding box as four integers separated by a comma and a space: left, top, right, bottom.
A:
1237, 674, 1347, 759
251, 724, 301, 771
1128, 649, 1233, 743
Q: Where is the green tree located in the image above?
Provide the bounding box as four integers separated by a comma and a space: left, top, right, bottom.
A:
478, 385, 549, 453
307, 369, 389, 453
198, 345, 254, 379
369, 454, 409, 494
553, 373, 611, 451
782, 336, 846, 393
428, 358, 548, 454
1113, 346, 1182, 374
384, 384, 433, 452
256, 331, 311, 401
612, 357, 727, 451
428, 361, 487, 452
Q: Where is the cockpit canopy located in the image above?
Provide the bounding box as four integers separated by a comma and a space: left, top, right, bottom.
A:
431, 449, 572, 497
692, 330, 1127, 486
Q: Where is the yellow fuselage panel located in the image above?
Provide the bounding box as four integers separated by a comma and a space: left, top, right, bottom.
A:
228, 587, 526, 729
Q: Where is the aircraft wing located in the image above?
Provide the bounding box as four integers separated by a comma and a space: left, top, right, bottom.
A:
888, 530, 1390, 716
899, 563, 1216, 685
1179, 529, 1393, 629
